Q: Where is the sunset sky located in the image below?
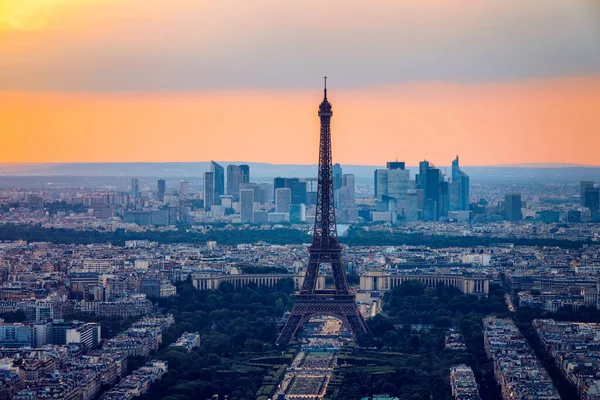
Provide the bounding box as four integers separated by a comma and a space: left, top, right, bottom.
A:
1, 0, 600, 166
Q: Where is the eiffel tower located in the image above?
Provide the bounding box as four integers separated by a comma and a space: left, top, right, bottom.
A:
277, 78, 369, 344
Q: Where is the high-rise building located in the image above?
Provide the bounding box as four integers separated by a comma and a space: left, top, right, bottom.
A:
586, 188, 600, 209
239, 189, 254, 223
375, 162, 410, 217
423, 198, 438, 221
416, 160, 430, 189
227, 164, 250, 201
450, 156, 470, 211
585, 188, 600, 214
274, 178, 307, 205
302, 178, 318, 205
131, 178, 139, 200
460, 173, 470, 210
405, 190, 419, 221
333, 163, 343, 190
375, 162, 409, 198
416, 163, 443, 221
387, 168, 410, 204
338, 174, 355, 209
275, 188, 292, 213
386, 161, 405, 170
581, 181, 595, 207
210, 161, 225, 204
452, 156, 461, 181
259, 183, 274, 204
439, 181, 449, 218
157, 179, 166, 202
274, 177, 285, 198
203, 172, 214, 210
505, 193, 522, 221
424, 167, 441, 205
240, 183, 260, 202
179, 180, 188, 197
374, 169, 388, 199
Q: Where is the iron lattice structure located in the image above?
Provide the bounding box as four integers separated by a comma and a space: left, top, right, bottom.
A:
277, 78, 369, 344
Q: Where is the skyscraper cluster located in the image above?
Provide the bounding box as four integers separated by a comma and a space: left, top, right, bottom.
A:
196, 159, 358, 224
272, 164, 356, 220
373, 157, 470, 222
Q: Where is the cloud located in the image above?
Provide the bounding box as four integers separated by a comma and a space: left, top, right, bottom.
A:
0, 0, 600, 90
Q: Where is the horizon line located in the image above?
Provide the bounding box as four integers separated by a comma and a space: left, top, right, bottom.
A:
0, 161, 599, 168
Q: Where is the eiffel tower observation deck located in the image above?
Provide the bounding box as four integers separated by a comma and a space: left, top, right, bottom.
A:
277, 78, 368, 345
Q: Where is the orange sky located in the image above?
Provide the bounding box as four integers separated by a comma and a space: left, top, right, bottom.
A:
2, 76, 599, 166
2, 1, 600, 166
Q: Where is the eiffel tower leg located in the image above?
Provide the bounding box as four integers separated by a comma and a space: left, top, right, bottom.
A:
301, 253, 321, 293
277, 313, 303, 345
346, 312, 368, 339
330, 251, 349, 293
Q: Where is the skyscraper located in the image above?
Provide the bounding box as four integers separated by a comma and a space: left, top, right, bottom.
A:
258, 183, 274, 204
227, 164, 250, 201
339, 174, 356, 209
333, 163, 343, 191
405, 190, 419, 221
157, 179, 166, 202
303, 178, 318, 206
460, 173, 470, 210
239, 183, 260, 202
375, 162, 409, 199
386, 161, 405, 170
374, 169, 388, 199
387, 168, 410, 203
416, 160, 430, 189
581, 181, 595, 207
450, 156, 470, 211
375, 162, 410, 218
210, 161, 224, 204
585, 188, 600, 209
203, 172, 214, 210
425, 167, 442, 220
275, 188, 292, 213
585, 188, 600, 222
505, 193, 522, 221
131, 178, 139, 200
274, 178, 306, 205
179, 180, 188, 198
239, 189, 254, 223
439, 181, 449, 218
452, 156, 461, 181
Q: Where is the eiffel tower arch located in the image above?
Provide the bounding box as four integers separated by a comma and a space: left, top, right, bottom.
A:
277, 78, 369, 344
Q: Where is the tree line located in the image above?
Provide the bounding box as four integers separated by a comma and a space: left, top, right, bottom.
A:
0, 224, 591, 249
